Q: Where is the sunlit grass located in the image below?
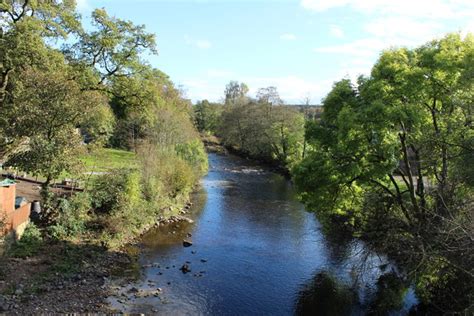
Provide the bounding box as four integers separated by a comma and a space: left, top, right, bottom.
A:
80, 148, 137, 173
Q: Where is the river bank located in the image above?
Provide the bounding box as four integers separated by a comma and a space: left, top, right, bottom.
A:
0, 198, 196, 313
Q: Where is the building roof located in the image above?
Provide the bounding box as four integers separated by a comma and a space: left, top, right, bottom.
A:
0, 178, 16, 187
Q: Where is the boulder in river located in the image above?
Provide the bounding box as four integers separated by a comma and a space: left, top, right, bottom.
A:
180, 264, 191, 274
183, 240, 193, 247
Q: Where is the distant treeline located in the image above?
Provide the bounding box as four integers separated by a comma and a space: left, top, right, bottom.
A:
194, 83, 323, 170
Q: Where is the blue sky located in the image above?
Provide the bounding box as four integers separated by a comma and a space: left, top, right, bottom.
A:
77, 0, 474, 104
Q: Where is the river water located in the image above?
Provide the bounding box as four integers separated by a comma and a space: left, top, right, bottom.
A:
110, 153, 417, 315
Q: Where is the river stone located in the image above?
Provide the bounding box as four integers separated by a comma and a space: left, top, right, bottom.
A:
183, 240, 193, 247
180, 264, 191, 273
127, 287, 139, 294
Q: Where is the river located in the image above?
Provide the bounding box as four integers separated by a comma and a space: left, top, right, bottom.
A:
109, 152, 417, 315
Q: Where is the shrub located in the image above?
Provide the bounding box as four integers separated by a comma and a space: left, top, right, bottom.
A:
8, 223, 43, 258
48, 193, 91, 239
91, 169, 140, 214
175, 139, 208, 176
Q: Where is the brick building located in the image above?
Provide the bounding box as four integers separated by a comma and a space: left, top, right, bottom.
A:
0, 179, 31, 240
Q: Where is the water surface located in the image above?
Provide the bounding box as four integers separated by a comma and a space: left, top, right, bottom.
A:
110, 153, 416, 315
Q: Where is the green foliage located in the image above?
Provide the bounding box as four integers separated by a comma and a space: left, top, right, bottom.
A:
224, 81, 249, 105
67, 8, 157, 89
368, 273, 408, 315
294, 33, 474, 313
48, 193, 91, 239
175, 139, 209, 176
8, 223, 43, 258
0, 0, 207, 256
81, 102, 116, 146
219, 102, 305, 168
91, 169, 139, 214
2, 67, 97, 186
194, 100, 223, 134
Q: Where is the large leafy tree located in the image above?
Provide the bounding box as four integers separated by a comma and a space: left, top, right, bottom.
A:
0, 0, 81, 158
4, 67, 101, 191
0, 0, 80, 105
65, 8, 157, 89
294, 33, 474, 313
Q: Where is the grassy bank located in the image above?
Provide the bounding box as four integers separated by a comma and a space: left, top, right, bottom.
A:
80, 148, 138, 173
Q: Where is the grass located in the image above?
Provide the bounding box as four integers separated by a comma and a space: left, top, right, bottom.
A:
1, 148, 137, 183
80, 148, 137, 173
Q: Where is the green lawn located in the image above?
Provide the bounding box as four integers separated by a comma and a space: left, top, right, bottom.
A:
80, 148, 137, 173
0, 148, 137, 184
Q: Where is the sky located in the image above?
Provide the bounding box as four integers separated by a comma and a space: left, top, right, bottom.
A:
77, 0, 474, 104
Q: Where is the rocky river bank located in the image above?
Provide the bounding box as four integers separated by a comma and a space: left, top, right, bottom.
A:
0, 202, 195, 314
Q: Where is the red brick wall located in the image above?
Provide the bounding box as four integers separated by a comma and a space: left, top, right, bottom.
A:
0, 184, 31, 237
10, 204, 31, 230
0, 185, 16, 215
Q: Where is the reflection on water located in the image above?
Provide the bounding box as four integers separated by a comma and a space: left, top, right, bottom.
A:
109, 153, 417, 315
295, 272, 357, 316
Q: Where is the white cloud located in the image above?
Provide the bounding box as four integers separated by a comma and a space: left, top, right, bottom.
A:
329, 25, 344, 38
304, 0, 468, 63
313, 38, 390, 57
336, 58, 374, 82
280, 33, 297, 41
364, 17, 444, 41
462, 21, 474, 36
300, 0, 474, 19
185, 35, 212, 50
181, 79, 223, 102
301, 0, 350, 12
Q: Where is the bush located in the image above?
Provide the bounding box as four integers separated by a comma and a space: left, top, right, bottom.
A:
91, 169, 140, 214
48, 193, 91, 239
175, 139, 208, 176
138, 144, 200, 201
8, 223, 43, 258
90, 169, 147, 248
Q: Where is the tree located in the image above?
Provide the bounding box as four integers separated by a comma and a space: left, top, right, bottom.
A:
80, 101, 116, 147
3, 67, 100, 194
293, 33, 474, 313
0, 0, 83, 160
301, 93, 312, 159
194, 99, 222, 134
224, 80, 249, 105
0, 0, 80, 106
219, 101, 304, 167
256, 86, 282, 106
65, 8, 156, 89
